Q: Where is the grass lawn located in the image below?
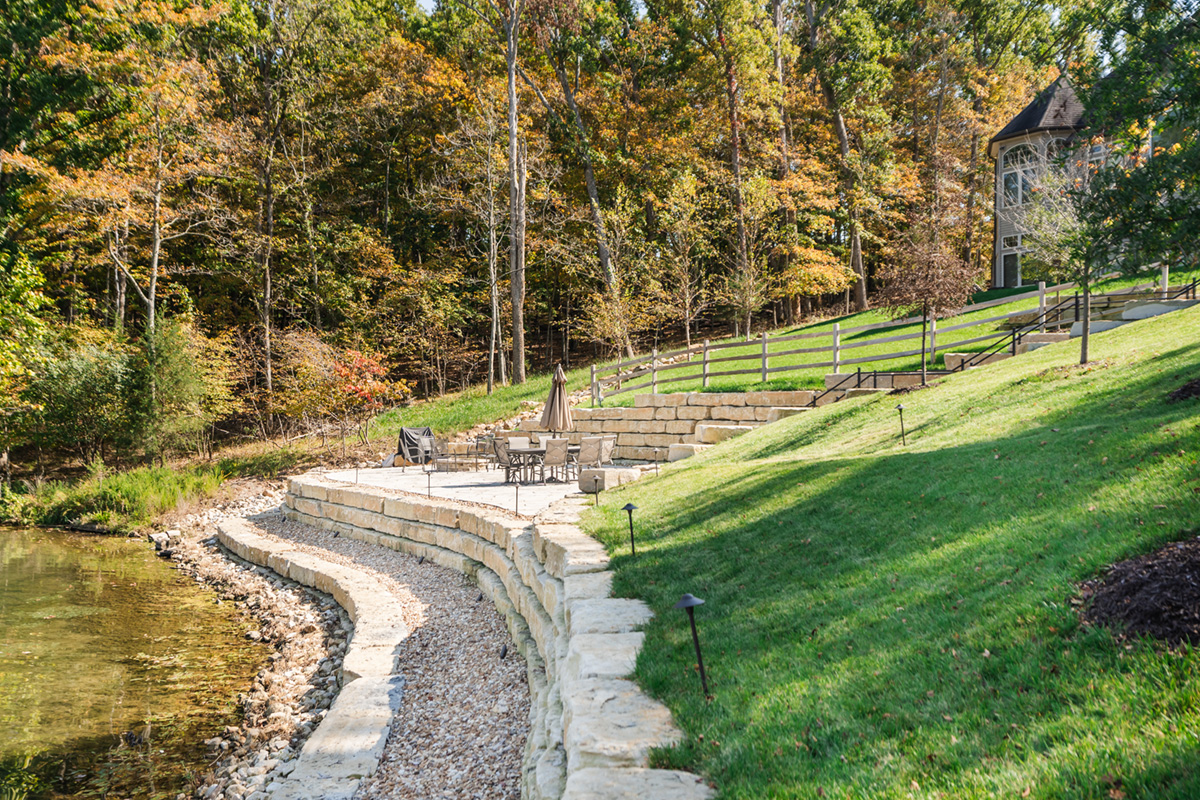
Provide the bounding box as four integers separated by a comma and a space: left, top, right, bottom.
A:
598, 266, 1200, 402
582, 304, 1200, 799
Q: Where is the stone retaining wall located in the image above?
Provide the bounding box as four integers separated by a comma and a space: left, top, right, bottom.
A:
518, 391, 814, 460
280, 475, 711, 800
215, 519, 408, 800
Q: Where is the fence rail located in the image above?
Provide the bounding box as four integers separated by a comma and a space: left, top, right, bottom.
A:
589, 270, 1191, 405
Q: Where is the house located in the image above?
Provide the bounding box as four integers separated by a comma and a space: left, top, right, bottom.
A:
988, 75, 1092, 288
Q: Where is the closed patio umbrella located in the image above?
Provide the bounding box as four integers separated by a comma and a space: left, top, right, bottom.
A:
540, 364, 573, 434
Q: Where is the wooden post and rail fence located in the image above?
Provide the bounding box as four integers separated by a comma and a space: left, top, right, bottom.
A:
589, 270, 1195, 406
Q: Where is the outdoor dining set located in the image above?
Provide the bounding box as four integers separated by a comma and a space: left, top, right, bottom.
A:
395, 428, 616, 485
391, 363, 612, 485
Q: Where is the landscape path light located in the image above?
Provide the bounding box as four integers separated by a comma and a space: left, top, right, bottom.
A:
653, 447, 661, 476
896, 403, 907, 446
622, 502, 638, 556
588, 474, 602, 506
674, 593, 710, 696
514, 482, 520, 516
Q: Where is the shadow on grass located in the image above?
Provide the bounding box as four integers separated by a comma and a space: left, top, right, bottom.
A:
583, 337, 1200, 798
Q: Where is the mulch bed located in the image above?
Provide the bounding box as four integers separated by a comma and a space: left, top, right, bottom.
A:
1167, 377, 1200, 403
1082, 534, 1200, 646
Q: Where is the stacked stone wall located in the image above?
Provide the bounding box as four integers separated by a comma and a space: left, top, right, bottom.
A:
517, 391, 813, 460
281, 475, 711, 800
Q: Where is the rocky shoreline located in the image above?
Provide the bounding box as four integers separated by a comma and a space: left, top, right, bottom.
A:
148, 486, 348, 800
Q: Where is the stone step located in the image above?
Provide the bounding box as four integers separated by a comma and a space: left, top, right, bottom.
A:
943, 352, 1012, 371
764, 407, 809, 423
844, 387, 888, 398
1121, 298, 1200, 321
1070, 319, 1128, 337
694, 424, 754, 444
667, 443, 711, 462
1023, 331, 1071, 344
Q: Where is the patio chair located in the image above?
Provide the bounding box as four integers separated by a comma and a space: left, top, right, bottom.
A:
540, 438, 572, 483
600, 436, 617, 464
493, 437, 521, 483
420, 436, 457, 472
576, 436, 603, 469
472, 434, 495, 470
508, 436, 532, 450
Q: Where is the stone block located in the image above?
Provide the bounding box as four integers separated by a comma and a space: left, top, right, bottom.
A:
616, 432, 646, 447
578, 467, 639, 492
814, 390, 842, 406
563, 768, 713, 800
1070, 319, 1127, 337
565, 633, 644, 683
539, 527, 611, 579
891, 373, 924, 388
694, 424, 753, 444
711, 405, 757, 421
943, 352, 1011, 370
562, 678, 681, 772
764, 407, 809, 423
293, 496, 322, 518
654, 407, 677, 420
676, 406, 709, 420
588, 407, 629, 420
567, 598, 652, 637
845, 387, 887, 398
623, 406, 657, 420
633, 393, 661, 407
664, 420, 697, 435
575, 419, 603, 433
382, 497, 415, 521
685, 393, 724, 406
667, 443, 710, 462
643, 433, 677, 447
298, 481, 328, 501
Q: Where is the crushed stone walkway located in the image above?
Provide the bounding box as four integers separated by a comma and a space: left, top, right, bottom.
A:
249, 511, 530, 800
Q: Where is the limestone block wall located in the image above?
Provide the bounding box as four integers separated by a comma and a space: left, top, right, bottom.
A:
281, 475, 711, 800
517, 391, 814, 460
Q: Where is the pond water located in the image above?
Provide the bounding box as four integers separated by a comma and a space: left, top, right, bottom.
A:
0, 528, 269, 799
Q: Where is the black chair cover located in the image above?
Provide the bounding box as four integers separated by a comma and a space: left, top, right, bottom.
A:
398, 426, 434, 463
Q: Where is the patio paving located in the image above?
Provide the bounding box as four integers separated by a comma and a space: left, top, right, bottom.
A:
321, 465, 585, 517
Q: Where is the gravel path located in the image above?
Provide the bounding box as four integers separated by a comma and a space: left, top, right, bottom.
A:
249, 513, 530, 800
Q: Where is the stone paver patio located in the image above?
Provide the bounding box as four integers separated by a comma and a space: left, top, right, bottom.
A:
322, 466, 585, 517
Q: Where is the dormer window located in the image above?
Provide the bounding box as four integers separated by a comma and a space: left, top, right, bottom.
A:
1002, 144, 1036, 207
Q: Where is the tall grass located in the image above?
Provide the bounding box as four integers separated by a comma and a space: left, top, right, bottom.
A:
2, 465, 225, 532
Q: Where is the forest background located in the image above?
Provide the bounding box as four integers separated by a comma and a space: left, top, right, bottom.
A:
0, 0, 1195, 473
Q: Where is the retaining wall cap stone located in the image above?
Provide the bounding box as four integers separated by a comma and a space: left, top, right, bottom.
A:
562, 768, 713, 800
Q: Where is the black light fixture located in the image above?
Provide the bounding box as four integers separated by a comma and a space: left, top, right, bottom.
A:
514, 481, 520, 515
622, 503, 638, 556
653, 447, 661, 476
674, 593, 710, 696
589, 475, 602, 506
896, 403, 907, 446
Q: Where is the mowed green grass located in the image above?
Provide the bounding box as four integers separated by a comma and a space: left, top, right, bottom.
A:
373, 365, 593, 437
600, 267, 1200, 402
583, 305, 1200, 799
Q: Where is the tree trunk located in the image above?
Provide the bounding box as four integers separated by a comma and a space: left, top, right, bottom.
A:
716, 20, 749, 298
506, 12, 526, 384
805, 0, 868, 311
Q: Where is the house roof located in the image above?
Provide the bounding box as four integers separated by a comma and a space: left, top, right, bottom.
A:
988, 76, 1086, 158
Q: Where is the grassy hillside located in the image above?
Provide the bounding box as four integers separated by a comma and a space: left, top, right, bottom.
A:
583, 305, 1200, 799
597, 267, 1200, 402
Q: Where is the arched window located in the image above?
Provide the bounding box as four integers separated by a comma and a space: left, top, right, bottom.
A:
1002, 144, 1037, 208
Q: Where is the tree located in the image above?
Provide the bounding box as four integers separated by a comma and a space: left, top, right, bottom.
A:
1021, 144, 1101, 364
877, 215, 978, 382
1083, 0, 1200, 270
655, 172, 714, 348
798, 0, 894, 311
45, 0, 228, 335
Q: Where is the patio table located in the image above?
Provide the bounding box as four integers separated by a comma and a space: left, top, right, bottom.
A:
507, 444, 580, 484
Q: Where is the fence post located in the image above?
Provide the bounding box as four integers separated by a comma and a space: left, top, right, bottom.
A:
702, 340, 710, 388
1074, 292, 1080, 324
590, 364, 596, 407
832, 322, 841, 374
651, 347, 658, 394
929, 316, 938, 366
1038, 281, 1046, 332
1161, 262, 1170, 299
761, 331, 769, 384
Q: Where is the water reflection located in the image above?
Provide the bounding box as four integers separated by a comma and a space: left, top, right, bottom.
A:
0, 528, 268, 798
